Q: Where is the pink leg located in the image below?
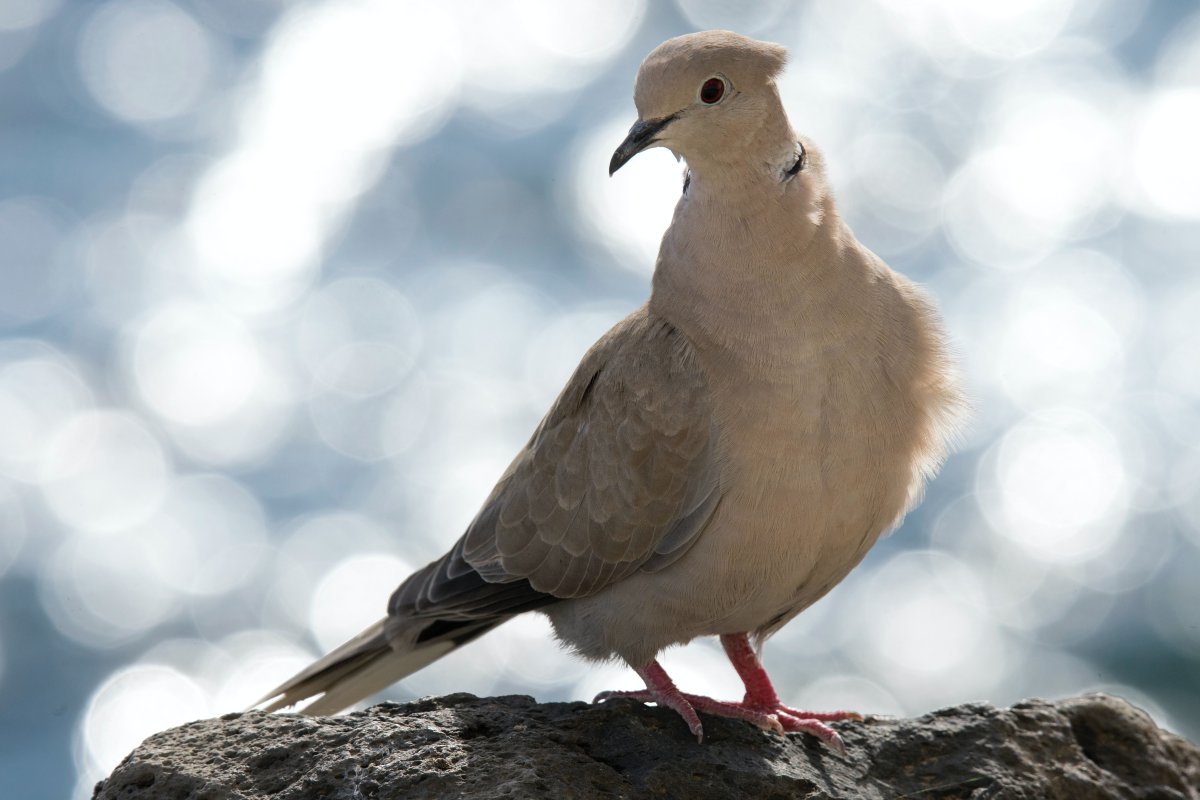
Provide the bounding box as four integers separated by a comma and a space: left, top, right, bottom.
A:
721, 633, 862, 721
593, 635, 860, 753
719, 633, 860, 752
596, 660, 706, 742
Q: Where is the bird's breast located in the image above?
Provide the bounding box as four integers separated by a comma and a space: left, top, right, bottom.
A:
681, 307, 943, 635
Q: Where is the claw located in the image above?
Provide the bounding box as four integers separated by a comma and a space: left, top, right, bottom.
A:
596, 644, 860, 754
593, 689, 651, 704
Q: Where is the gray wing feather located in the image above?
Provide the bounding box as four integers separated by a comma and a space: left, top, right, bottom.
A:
459, 306, 721, 599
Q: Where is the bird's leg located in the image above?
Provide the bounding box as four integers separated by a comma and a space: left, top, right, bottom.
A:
595, 660, 707, 742
593, 644, 855, 750
718, 632, 860, 752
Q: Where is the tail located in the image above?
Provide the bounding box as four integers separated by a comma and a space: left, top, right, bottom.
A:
252, 617, 497, 716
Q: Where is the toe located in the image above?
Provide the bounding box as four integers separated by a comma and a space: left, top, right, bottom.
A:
776, 713, 849, 755
780, 705, 862, 723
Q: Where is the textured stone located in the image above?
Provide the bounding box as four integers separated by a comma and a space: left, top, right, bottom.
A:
95, 693, 1200, 799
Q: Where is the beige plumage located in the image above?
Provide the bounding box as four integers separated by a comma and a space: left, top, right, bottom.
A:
256, 30, 963, 747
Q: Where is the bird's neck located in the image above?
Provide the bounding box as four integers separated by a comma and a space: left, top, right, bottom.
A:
684, 95, 800, 185
649, 142, 870, 369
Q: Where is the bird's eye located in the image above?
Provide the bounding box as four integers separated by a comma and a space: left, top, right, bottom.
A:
700, 77, 725, 105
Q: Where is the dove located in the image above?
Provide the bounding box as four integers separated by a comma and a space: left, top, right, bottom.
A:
255, 30, 963, 751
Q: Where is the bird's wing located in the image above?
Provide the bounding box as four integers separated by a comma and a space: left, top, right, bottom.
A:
390, 306, 721, 624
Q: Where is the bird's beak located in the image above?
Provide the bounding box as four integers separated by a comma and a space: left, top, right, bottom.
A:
609, 114, 677, 176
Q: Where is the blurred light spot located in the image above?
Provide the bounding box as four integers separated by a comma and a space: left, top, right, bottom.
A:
974, 539, 1054, 631
0, 482, 25, 577
674, 0, 793, 34
158, 374, 293, 467
132, 303, 263, 425
453, 0, 643, 128
1010, 649, 1102, 703
138, 473, 269, 597
943, 0, 1074, 59
1132, 88, 1200, 219
841, 132, 945, 254
494, 615, 588, 688
789, 675, 903, 718
38, 410, 170, 535
82, 213, 163, 328
379, 378, 432, 457
266, 512, 397, 632
122, 303, 296, 467
438, 283, 546, 380
1154, 281, 1200, 451
762, 574, 845, 660
570, 116, 682, 274
0, 0, 60, 30
298, 277, 426, 461
0, 348, 94, 482
185, 2, 460, 313
872, 560, 982, 672
942, 150, 1047, 268
0, 198, 72, 326
212, 630, 318, 711
853, 551, 1008, 707
397, 636, 505, 700
1075, 522, 1171, 595
990, 82, 1117, 224
994, 250, 1141, 409
1018, 577, 1114, 645
40, 531, 181, 648
1155, 12, 1200, 88
1147, 557, 1200, 659
943, 83, 1116, 268
407, 274, 544, 531
189, 0, 286, 38
297, 278, 422, 397
1174, 450, 1200, 544
418, 439, 526, 555
77, 0, 214, 124
79, 664, 209, 777
524, 306, 625, 409
986, 407, 1129, 563
518, 0, 642, 69
282, 512, 397, 569
310, 372, 430, 462
658, 640, 743, 700
309, 553, 411, 652
126, 154, 211, 219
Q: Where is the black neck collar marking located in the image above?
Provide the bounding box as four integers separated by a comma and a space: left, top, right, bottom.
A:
784, 142, 807, 179
681, 142, 805, 196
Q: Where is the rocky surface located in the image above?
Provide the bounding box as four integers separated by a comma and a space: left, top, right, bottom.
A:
95, 692, 1199, 799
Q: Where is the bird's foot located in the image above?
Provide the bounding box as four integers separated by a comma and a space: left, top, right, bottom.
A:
594, 686, 855, 753
595, 683, 705, 742
684, 693, 853, 754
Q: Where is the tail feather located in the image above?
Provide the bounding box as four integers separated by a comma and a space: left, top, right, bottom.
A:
254, 618, 458, 715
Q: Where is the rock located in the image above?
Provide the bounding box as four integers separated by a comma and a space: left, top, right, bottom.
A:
94, 693, 1199, 800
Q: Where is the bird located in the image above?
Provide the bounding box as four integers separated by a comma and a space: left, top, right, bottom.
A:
255, 29, 964, 752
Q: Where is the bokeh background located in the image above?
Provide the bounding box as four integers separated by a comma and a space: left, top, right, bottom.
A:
1, 0, 1198, 796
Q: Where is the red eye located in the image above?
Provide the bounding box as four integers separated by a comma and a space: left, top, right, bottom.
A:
700, 77, 725, 104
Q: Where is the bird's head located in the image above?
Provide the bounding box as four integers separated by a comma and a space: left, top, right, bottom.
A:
609, 30, 790, 176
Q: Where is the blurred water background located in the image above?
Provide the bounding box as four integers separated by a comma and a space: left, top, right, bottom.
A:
1, 0, 1199, 797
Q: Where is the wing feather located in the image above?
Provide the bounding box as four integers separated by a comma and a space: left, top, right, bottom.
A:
389, 306, 721, 629
457, 306, 721, 598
